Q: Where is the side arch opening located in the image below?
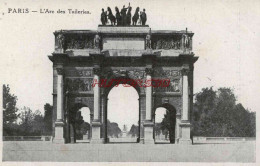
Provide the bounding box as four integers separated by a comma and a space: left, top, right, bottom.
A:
69, 104, 91, 143
154, 104, 177, 144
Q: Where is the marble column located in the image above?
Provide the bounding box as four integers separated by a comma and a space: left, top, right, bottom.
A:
182, 69, 189, 121
179, 68, 192, 144
143, 68, 154, 144
70, 124, 75, 143
139, 96, 145, 144
90, 113, 93, 139
93, 69, 100, 120
100, 93, 107, 142
90, 67, 104, 144
53, 67, 65, 144
175, 114, 181, 143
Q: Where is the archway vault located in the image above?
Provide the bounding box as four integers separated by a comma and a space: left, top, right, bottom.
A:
103, 76, 141, 97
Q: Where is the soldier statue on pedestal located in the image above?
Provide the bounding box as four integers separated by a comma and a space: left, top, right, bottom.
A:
100, 8, 107, 25
140, 9, 147, 25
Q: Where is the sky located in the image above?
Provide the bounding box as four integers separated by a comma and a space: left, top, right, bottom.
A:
1, 0, 260, 129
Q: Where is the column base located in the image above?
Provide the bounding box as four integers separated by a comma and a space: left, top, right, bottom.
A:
143, 121, 154, 144
70, 137, 75, 143
178, 139, 192, 145
179, 122, 191, 145
175, 137, 180, 144
53, 121, 65, 144
139, 138, 144, 144
53, 138, 65, 144
106, 137, 110, 143
91, 121, 104, 144
144, 138, 155, 144
90, 138, 105, 144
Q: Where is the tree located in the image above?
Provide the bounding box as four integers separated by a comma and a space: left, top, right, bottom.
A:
192, 87, 217, 136
128, 124, 139, 137
249, 112, 256, 137
80, 122, 90, 136
3, 84, 19, 125
43, 103, 53, 135
19, 107, 44, 136
32, 110, 45, 135
192, 87, 256, 137
107, 120, 121, 138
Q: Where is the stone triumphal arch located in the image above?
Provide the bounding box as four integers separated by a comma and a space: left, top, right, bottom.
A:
49, 25, 198, 144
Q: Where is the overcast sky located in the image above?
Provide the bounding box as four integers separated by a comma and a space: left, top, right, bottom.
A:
1, 0, 260, 129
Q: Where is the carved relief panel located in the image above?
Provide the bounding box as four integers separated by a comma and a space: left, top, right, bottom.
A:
152, 36, 182, 50
101, 68, 146, 93
65, 68, 94, 92
65, 34, 95, 50
153, 69, 181, 93
151, 34, 192, 51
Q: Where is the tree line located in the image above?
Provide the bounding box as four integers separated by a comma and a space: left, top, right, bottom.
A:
3, 85, 52, 136
192, 87, 255, 137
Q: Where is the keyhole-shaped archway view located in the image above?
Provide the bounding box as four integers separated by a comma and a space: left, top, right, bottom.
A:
69, 106, 91, 143
107, 84, 139, 143
154, 105, 176, 144
75, 107, 91, 143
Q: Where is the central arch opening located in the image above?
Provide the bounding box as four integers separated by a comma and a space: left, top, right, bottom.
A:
107, 84, 139, 143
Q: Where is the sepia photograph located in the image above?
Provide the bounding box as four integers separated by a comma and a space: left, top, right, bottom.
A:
0, 0, 259, 164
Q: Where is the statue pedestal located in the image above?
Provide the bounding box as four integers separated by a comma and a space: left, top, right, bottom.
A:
53, 121, 65, 144
178, 122, 192, 145
90, 121, 105, 144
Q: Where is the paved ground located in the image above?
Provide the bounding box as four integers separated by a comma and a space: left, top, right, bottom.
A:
2, 141, 255, 162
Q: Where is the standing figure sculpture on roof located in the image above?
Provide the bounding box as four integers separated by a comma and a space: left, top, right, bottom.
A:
126, 3, 132, 26
140, 9, 147, 25
183, 34, 189, 48
146, 29, 151, 49
57, 31, 65, 52
107, 7, 116, 25
115, 7, 121, 26
100, 8, 107, 25
138, 11, 142, 25
120, 3, 130, 26
182, 28, 190, 53
132, 7, 140, 25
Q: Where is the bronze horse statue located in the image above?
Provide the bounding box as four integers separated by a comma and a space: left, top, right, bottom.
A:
107, 7, 116, 25
132, 7, 140, 25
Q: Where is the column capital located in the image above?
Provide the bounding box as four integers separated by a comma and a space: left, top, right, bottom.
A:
56, 67, 64, 75
145, 68, 153, 76
181, 68, 190, 76
93, 67, 101, 75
